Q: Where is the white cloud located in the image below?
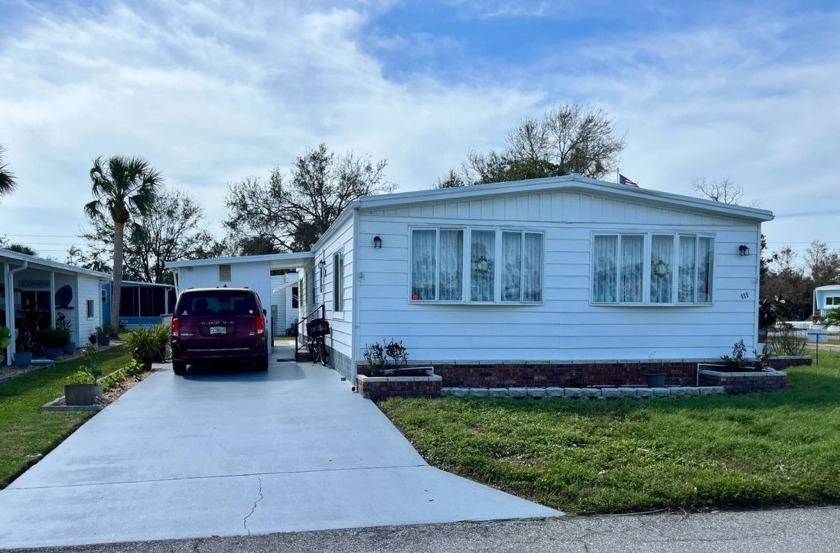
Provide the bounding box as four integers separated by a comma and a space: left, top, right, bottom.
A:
0, 1, 540, 256
0, 0, 838, 261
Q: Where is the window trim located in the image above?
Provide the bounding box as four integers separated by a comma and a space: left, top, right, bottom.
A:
590, 231, 715, 306
86, 299, 95, 320
333, 251, 344, 313
409, 226, 545, 305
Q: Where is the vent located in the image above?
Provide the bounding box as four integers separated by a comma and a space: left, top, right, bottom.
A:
219, 264, 232, 282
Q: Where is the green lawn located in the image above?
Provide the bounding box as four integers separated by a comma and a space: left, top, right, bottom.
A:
380, 351, 840, 514
0, 345, 131, 489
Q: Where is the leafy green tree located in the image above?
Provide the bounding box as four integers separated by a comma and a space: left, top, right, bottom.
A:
82, 188, 219, 283
436, 102, 625, 187
805, 240, 840, 286
0, 145, 17, 200
85, 155, 163, 328
225, 144, 392, 252
0, 236, 36, 255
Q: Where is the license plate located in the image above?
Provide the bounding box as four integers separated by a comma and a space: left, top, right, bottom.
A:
210, 326, 226, 335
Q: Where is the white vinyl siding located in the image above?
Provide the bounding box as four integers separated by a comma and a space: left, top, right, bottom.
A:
357, 188, 757, 363
593, 233, 714, 306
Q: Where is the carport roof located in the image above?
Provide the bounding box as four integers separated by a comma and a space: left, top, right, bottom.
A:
166, 251, 314, 272
0, 248, 110, 279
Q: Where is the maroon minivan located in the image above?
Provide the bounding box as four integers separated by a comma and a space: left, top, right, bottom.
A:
170, 287, 268, 375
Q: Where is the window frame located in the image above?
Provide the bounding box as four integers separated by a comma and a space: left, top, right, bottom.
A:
333, 251, 344, 313
590, 231, 715, 306
409, 226, 544, 305
86, 299, 94, 320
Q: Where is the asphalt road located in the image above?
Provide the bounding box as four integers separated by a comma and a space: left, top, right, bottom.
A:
8, 506, 840, 553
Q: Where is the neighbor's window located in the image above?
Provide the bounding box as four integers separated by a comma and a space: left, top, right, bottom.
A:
592, 233, 714, 305
219, 264, 232, 282
411, 228, 542, 304
333, 251, 344, 312
86, 300, 94, 319
292, 286, 299, 309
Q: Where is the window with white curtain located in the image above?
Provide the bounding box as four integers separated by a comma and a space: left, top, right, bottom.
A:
410, 228, 543, 304
592, 233, 714, 305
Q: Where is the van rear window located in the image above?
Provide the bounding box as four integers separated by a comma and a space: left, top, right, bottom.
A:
177, 292, 257, 316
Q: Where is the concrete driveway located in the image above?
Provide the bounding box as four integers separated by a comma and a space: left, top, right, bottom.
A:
0, 353, 559, 549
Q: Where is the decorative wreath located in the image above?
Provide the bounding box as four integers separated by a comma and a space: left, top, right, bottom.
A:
472, 255, 493, 274
651, 259, 671, 278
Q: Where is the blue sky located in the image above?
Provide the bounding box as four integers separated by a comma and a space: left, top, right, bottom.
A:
0, 0, 838, 261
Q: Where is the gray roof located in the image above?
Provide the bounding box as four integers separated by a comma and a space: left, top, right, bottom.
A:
0, 248, 110, 279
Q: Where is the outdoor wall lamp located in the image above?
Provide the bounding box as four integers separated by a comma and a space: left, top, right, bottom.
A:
373, 236, 382, 249
739, 244, 750, 256
318, 258, 326, 272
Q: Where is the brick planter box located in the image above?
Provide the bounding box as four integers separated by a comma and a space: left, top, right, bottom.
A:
697, 364, 787, 394
356, 367, 441, 401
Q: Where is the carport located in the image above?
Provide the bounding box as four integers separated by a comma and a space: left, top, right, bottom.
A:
166, 252, 314, 356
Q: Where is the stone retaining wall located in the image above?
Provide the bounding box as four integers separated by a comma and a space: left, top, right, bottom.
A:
357, 374, 442, 401
441, 386, 726, 399
698, 369, 787, 394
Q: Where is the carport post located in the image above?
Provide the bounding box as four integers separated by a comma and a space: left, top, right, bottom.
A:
50, 272, 56, 327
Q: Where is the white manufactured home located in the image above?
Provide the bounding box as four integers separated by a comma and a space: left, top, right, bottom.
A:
167, 174, 772, 387
299, 174, 772, 385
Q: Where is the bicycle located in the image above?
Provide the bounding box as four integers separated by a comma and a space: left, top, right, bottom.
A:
305, 318, 330, 366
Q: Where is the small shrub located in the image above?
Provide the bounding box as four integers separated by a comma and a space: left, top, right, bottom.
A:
721, 340, 753, 371
66, 370, 94, 385
81, 344, 103, 383
125, 359, 145, 377
363, 339, 410, 375
569, 367, 588, 387
37, 326, 70, 348
363, 342, 387, 375
824, 307, 840, 328
767, 324, 806, 357
753, 345, 772, 370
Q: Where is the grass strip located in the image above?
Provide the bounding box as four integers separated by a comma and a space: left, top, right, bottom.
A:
0, 346, 131, 488
380, 351, 840, 514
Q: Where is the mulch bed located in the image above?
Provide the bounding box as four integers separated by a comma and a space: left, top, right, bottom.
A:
0, 341, 125, 384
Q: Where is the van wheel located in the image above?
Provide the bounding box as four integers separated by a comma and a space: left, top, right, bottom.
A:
173, 360, 187, 375
257, 354, 269, 371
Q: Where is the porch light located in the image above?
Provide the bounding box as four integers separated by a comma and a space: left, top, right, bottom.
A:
738, 244, 750, 256
373, 236, 382, 249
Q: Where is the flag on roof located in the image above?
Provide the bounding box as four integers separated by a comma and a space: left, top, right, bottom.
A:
618, 173, 639, 187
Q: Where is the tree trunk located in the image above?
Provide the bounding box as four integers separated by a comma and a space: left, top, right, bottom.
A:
111, 220, 125, 334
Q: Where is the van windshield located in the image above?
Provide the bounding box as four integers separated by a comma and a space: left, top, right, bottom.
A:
177, 291, 257, 316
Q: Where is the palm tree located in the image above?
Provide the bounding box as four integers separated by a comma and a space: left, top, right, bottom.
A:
0, 145, 17, 200
85, 155, 163, 331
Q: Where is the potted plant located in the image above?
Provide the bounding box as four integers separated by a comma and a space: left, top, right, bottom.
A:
37, 326, 70, 359
644, 352, 666, 387
0, 326, 10, 365
95, 323, 114, 346
57, 318, 76, 355
14, 330, 33, 368
64, 344, 104, 406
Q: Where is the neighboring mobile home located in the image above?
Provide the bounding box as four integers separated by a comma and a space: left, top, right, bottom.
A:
813, 285, 840, 318
1, 248, 108, 365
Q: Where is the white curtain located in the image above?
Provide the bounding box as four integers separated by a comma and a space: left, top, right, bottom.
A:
650, 235, 673, 303
439, 230, 463, 301
523, 233, 542, 302
620, 235, 644, 302
697, 237, 713, 302
471, 230, 495, 302
593, 235, 617, 302
502, 232, 522, 301
411, 230, 436, 300
678, 236, 697, 303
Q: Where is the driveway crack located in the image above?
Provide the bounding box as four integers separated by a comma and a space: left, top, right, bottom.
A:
243, 475, 264, 535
